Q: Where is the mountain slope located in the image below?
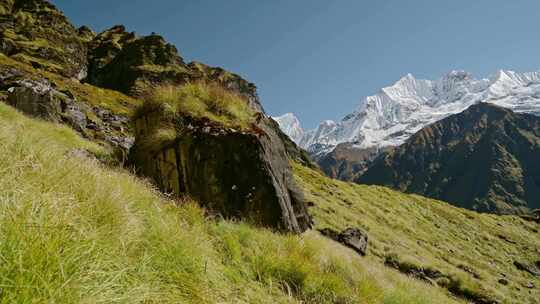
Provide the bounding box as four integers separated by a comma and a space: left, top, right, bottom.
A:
0, 1, 538, 304
292, 70, 540, 155
1, 0, 316, 233
294, 163, 540, 304
358, 103, 540, 214
0, 101, 464, 304
315, 143, 391, 180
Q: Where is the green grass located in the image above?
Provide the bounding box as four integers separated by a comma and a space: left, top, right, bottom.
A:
0, 103, 462, 303
135, 64, 190, 74
136, 82, 255, 130
294, 163, 540, 304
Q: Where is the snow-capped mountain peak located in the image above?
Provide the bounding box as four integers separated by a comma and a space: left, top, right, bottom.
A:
272, 113, 304, 143
275, 69, 540, 156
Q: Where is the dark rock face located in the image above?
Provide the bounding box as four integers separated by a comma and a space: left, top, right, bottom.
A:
0, 0, 87, 79
130, 113, 312, 233
77, 25, 96, 43
338, 228, 368, 256
358, 103, 540, 214
86, 26, 189, 95
319, 227, 368, 256
7, 78, 65, 121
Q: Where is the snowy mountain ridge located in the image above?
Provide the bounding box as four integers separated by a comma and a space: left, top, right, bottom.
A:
275, 69, 540, 155
272, 113, 305, 143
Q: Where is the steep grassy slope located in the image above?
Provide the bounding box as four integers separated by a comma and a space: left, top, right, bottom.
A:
0, 103, 461, 303
295, 164, 540, 304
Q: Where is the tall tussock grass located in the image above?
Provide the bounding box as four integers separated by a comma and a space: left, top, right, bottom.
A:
134, 81, 255, 129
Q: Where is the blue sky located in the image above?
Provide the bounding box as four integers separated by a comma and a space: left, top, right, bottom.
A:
55, 0, 540, 129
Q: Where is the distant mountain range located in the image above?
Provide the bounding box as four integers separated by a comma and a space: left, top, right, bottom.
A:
358, 103, 540, 214
275, 70, 540, 156
275, 70, 540, 213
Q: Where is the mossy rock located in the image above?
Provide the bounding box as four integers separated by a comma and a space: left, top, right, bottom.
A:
0, 0, 88, 79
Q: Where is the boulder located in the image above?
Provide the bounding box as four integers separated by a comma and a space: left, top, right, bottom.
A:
514, 261, 540, 277
339, 227, 369, 256
130, 112, 312, 233
7, 78, 67, 121
319, 227, 369, 256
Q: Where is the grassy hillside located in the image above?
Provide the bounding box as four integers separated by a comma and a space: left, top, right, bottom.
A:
0, 103, 461, 303
294, 163, 540, 304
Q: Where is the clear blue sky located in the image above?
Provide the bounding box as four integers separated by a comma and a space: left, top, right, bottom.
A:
55, 0, 540, 129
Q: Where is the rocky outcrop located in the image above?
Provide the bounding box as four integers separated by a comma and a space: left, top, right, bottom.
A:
86, 26, 190, 96
7, 78, 67, 121
358, 103, 540, 214
384, 254, 498, 304
86, 26, 265, 113
130, 109, 312, 233
319, 227, 368, 256
0, 1, 313, 231
0, 0, 87, 79
2, 70, 134, 152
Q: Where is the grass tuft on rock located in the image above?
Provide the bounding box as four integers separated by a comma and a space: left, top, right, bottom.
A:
136, 82, 255, 130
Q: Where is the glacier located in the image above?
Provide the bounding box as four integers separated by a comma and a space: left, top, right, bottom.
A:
275, 70, 540, 156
